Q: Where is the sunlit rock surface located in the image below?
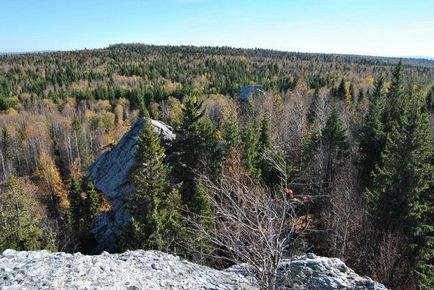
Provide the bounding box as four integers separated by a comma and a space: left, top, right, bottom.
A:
0, 250, 387, 290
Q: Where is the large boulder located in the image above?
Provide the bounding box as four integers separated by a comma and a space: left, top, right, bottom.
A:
225, 253, 387, 290
0, 249, 257, 290
277, 253, 386, 289
87, 118, 176, 253
0, 249, 387, 290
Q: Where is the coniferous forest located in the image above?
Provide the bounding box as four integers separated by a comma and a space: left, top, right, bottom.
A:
0, 44, 433, 289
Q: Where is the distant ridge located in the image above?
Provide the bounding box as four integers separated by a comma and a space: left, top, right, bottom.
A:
2, 43, 434, 68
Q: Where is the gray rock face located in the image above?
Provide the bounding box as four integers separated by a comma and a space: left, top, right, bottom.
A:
0, 249, 257, 290
277, 253, 387, 290
239, 85, 265, 102
0, 250, 387, 290
226, 253, 387, 290
87, 118, 176, 253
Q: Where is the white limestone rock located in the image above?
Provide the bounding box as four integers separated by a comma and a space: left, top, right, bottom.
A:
0, 250, 387, 290
0, 249, 257, 290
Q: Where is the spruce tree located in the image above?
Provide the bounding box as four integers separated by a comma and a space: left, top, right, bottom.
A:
368, 63, 434, 288
69, 177, 82, 231
83, 182, 101, 226
223, 116, 241, 154
336, 78, 347, 100
321, 109, 349, 183
258, 113, 276, 185
359, 77, 386, 188
307, 87, 320, 125
173, 95, 222, 204
407, 97, 434, 289
188, 179, 214, 259
0, 177, 55, 251
242, 120, 260, 177
171, 96, 223, 256
357, 89, 365, 103
126, 118, 183, 252
258, 113, 272, 154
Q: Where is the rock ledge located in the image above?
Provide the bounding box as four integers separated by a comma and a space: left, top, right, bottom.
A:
0, 250, 387, 290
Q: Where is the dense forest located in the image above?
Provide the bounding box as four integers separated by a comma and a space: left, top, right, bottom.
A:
0, 44, 433, 289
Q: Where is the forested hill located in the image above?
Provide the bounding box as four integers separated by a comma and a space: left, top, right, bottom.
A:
0, 44, 433, 290
107, 43, 434, 68
1, 44, 434, 112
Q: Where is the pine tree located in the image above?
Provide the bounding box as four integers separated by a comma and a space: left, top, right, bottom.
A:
188, 179, 214, 259
126, 118, 183, 252
321, 109, 349, 183
171, 95, 223, 256
173, 95, 222, 203
83, 182, 101, 226
223, 116, 241, 154
0, 176, 55, 251
258, 113, 276, 185
357, 89, 365, 103
258, 113, 272, 154
307, 87, 320, 125
407, 98, 434, 289
359, 77, 386, 188
368, 63, 434, 288
69, 177, 82, 231
242, 120, 260, 177
336, 78, 347, 100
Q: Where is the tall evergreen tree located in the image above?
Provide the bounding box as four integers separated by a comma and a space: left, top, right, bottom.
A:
83, 182, 101, 226
0, 176, 55, 251
368, 63, 434, 288
258, 113, 272, 154
223, 116, 241, 154
173, 95, 222, 204
69, 177, 82, 231
307, 87, 320, 125
321, 109, 350, 183
407, 97, 434, 289
188, 179, 214, 259
357, 89, 365, 104
126, 118, 183, 252
258, 113, 276, 185
335, 78, 347, 100
359, 77, 386, 188
242, 120, 260, 177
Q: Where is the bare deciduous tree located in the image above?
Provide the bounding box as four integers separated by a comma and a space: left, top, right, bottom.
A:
190, 164, 305, 290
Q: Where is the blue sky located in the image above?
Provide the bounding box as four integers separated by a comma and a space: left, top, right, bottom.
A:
1, 0, 434, 57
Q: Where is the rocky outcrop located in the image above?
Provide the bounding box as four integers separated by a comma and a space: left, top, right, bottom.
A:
0, 249, 257, 290
0, 250, 386, 290
87, 118, 176, 253
278, 253, 386, 289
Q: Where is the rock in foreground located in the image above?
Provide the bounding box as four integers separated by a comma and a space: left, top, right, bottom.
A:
0, 250, 386, 290
279, 253, 386, 289
0, 250, 256, 290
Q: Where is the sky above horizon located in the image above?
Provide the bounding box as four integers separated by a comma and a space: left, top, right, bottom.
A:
1, 0, 434, 58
